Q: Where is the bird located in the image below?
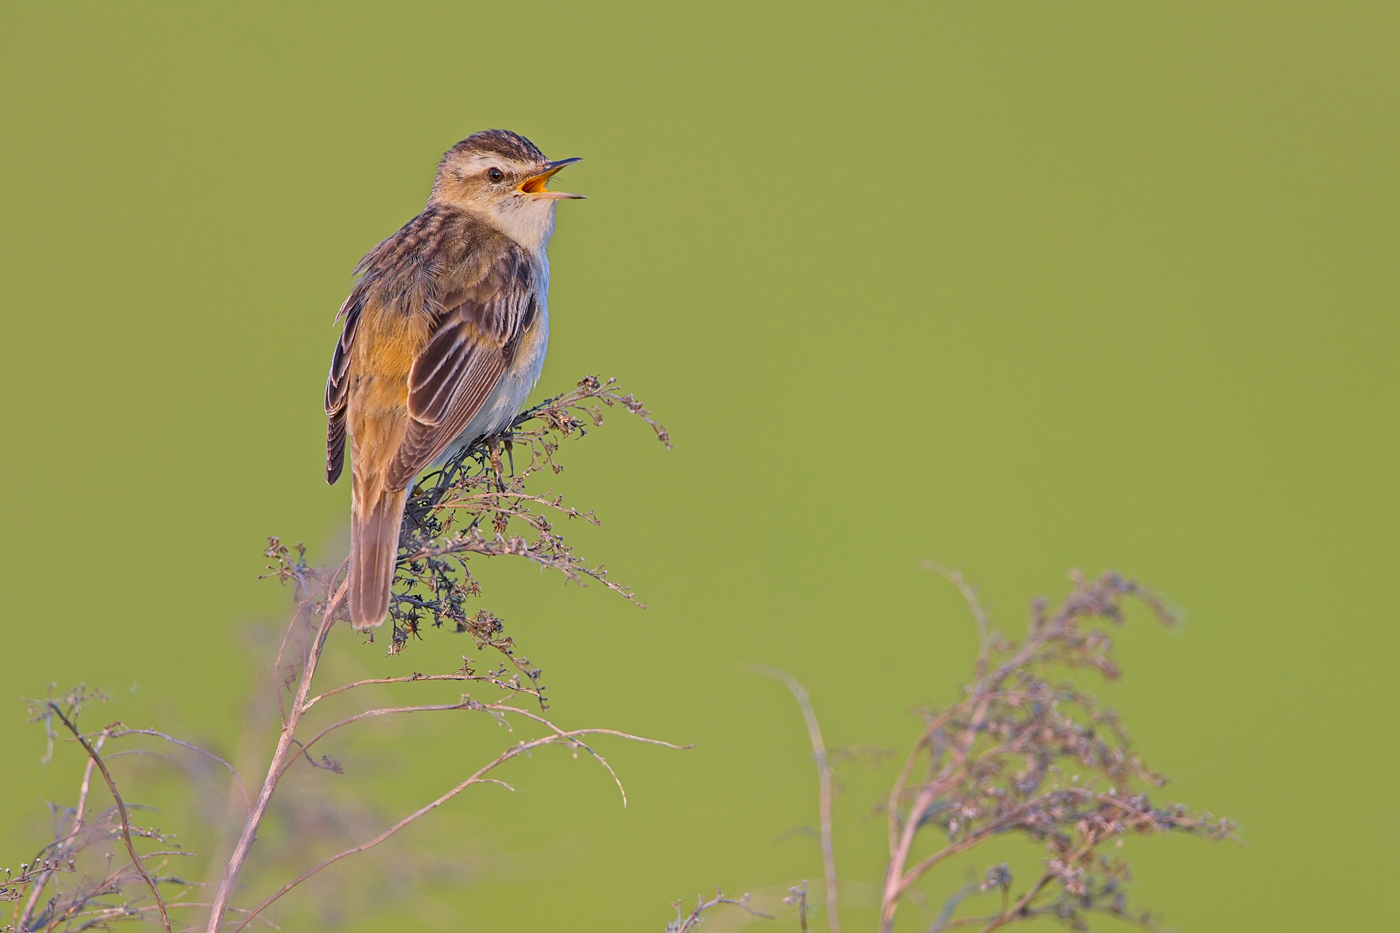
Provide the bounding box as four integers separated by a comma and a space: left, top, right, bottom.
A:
323, 129, 584, 631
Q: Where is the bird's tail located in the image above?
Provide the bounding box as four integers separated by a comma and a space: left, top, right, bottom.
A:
348, 484, 408, 631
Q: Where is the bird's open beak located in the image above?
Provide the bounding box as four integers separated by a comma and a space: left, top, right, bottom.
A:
520, 158, 585, 199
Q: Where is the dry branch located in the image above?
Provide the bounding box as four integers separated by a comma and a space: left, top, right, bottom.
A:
749, 666, 841, 933
685, 568, 1235, 933
3, 376, 673, 933
46, 702, 173, 933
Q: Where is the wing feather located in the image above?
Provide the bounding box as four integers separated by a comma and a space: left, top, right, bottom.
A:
324, 290, 365, 484
386, 248, 536, 488
326, 410, 348, 484
407, 317, 480, 424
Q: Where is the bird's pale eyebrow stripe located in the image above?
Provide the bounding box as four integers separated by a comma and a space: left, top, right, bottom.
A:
454, 154, 517, 176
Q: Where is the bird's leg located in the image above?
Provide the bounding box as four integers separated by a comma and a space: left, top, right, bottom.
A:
487, 435, 505, 492
504, 437, 516, 477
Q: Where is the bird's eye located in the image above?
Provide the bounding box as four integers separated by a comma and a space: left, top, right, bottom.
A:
487, 168, 505, 183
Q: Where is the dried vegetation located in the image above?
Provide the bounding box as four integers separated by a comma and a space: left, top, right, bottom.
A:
2, 377, 1231, 933
3, 377, 673, 933
678, 564, 1236, 933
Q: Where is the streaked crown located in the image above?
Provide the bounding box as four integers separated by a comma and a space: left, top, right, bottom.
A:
443, 129, 547, 166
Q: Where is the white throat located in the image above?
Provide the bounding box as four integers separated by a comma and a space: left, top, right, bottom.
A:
489, 196, 558, 255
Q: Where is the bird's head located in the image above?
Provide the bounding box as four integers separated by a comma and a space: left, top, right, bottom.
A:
430, 129, 583, 252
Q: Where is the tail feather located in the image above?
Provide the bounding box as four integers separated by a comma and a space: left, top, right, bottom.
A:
349, 485, 408, 631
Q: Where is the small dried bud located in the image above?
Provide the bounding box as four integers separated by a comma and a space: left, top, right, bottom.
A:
980, 863, 1013, 892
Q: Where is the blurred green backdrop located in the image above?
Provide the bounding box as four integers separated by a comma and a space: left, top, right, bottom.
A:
2, 2, 1396, 931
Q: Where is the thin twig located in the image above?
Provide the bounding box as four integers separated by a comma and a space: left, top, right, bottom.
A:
748, 665, 840, 933
922, 561, 992, 679
228, 726, 681, 933
19, 735, 105, 928
204, 573, 347, 933
270, 602, 309, 728
104, 729, 251, 815
481, 706, 691, 807
46, 709, 172, 933
301, 671, 537, 712
975, 872, 1055, 933
668, 889, 772, 933
278, 701, 484, 780
882, 697, 994, 930
65, 902, 279, 931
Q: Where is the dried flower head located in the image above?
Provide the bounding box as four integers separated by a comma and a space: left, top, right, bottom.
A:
721, 565, 1237, 933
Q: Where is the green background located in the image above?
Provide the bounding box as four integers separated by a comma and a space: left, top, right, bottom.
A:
2, 2, 1396, 931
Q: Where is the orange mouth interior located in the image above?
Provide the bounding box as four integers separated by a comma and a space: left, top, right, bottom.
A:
520, 170, 558, 194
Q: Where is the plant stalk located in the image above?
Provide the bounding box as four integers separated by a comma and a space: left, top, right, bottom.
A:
204, 581, 344, 933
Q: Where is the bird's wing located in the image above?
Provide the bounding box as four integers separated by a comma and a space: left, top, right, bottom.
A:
324, 288, 365, 485
386, 248, 537, 489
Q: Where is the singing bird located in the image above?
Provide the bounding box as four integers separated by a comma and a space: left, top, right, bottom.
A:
324, 129, 584, 630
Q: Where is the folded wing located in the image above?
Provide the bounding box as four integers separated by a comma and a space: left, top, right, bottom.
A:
387, 249, 537, 489
324, 289, 365, 485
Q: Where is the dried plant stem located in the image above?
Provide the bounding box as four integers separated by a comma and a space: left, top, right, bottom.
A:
667, 890, 771, 933
56, 902, 278, 931
228, 725, 678, 933
922, 561, 991, 679
302, 672, 536, 711
8, 376, 674, 933
976, 872, 1055, 932
17, 735, 104, 928
280, 702, 477, 778
47, 710, 172, 933
204, 574, 347, 933
878, 587, 1050, 933
677, 571, 1229, 933
270, 599, 314, 727
205, 563, 677, 932
749, 666, 840, 933
105, 729, 251, 814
